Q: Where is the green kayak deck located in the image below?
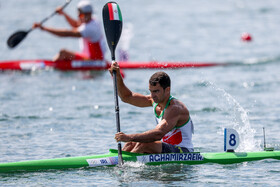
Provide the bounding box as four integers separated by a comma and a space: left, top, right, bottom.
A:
1, 149, 280, 173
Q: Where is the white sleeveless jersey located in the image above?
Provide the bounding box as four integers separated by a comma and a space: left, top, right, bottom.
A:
78, 18, 107, 60
153, 96, 194, 150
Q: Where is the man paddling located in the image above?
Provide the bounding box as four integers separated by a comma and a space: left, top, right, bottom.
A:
110, 62, 194, 154
33, 0, 106, 61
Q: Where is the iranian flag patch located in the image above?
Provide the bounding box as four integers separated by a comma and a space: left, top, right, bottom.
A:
108, 2, 122, 21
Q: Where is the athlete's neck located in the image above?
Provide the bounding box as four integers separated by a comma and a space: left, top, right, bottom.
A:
158, 95, 171, 110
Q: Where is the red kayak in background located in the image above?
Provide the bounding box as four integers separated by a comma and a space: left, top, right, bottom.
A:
0, 59, 226, 71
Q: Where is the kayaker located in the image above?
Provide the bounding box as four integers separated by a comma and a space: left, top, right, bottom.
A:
110, 62, 194, 154
32, 0, 106, 61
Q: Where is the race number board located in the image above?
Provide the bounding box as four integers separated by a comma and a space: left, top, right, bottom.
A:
224, 128, 239, 152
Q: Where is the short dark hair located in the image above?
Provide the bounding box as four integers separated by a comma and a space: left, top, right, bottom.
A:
149, 71, 171, 89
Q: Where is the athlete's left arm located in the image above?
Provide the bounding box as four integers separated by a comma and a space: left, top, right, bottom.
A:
116, 106, 179, 143
154, 105, 181, 137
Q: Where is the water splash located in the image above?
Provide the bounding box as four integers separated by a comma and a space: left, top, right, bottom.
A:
205, 81, 261, 151
110, 161, 147, 183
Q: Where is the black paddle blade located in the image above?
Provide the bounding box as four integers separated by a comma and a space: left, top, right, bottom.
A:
7, 31, 29, 48
102, 2, 123, 61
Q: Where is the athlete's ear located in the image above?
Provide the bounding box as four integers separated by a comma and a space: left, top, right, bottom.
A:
165, 87, 170, 94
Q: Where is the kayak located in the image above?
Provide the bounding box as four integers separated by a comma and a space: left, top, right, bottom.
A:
0, 149, 279, 173
0, 59, 108, 71
0, 59, 226, 71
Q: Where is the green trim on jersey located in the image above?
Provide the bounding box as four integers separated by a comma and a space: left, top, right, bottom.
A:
174, 117, 190, 129
153, 96, 175, 119
153, 95, 190, 130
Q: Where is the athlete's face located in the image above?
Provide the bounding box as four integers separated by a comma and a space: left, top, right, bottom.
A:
149, 83, 169, 103
78, 10, 86, 22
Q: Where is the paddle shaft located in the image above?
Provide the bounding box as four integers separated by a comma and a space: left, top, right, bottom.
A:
31, 0, 72, 32
113, 69, 121, 133
111, 45, 123, 166
112, 64, 123, 165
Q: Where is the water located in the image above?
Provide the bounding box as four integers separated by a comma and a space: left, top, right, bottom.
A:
1, 0, 280, 186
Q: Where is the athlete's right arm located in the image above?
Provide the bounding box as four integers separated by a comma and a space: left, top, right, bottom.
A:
56, 7, 81, 28
109, 62, 153, 107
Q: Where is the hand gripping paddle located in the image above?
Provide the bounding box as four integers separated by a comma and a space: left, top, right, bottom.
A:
102, 2, 123, 166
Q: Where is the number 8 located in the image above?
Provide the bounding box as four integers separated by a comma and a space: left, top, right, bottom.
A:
229, 134, 236, 146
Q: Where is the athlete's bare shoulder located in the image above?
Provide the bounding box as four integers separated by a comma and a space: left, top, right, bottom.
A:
169, 99, 188, 111
166, 99, 189, 123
